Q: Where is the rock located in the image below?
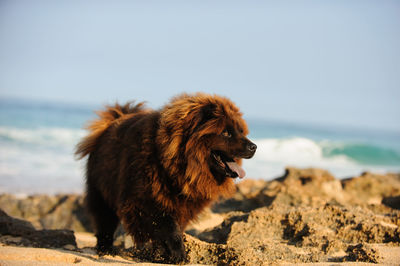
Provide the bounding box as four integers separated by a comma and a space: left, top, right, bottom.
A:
0, 209, 77, 248
383, 195, 400, 210
183, 168, 400, 264
39, 195, 92, 232
191, 203, 398, 264
0, 194, 92, 232
194, 212, 249, 244
211, 179, 270, 213
184, 234, 238, 265
212, 167, 347, 213
343, 244, 380, 263
342, 172, 400, 205
0, 208, 36, 236
272, 167, 346, 206
1, 167, 399, 265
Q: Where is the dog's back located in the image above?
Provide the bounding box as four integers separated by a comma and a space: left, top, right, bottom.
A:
75, 101, 148, 159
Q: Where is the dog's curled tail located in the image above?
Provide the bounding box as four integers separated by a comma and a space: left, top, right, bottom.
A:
75, 101, 146, 159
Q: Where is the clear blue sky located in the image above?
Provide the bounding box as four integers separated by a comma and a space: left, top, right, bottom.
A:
0, 0, 399, 132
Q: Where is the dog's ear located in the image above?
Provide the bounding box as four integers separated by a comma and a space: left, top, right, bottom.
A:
186, 103, 216, 135
200, 103, 216, 123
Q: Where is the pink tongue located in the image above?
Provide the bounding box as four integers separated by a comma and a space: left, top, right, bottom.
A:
226, 161, 246, 179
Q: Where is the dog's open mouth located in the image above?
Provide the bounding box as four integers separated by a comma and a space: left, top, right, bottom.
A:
212, 151, 246, 179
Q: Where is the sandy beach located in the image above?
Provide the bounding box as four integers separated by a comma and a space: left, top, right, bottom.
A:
1, 167, 399, 265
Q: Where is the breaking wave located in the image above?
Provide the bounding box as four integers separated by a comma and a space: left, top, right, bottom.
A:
1, 126, 399, 193
243, 137, 400, 180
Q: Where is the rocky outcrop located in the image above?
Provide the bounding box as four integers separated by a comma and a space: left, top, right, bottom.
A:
0, 209, 76, 248
185, 168, 400, 264
0, 194, 91, 232
0, 167, 399, 264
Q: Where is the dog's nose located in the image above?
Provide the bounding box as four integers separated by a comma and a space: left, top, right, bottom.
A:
247, 143, 257, 152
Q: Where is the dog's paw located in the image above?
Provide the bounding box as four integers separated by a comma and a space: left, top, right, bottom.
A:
164, 235, 186, 263
96, 245, 119, 256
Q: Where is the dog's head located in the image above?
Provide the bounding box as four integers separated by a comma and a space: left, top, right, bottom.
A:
159, 93, 256, 198
194, 99, 256, 183
207, 118, 256, 182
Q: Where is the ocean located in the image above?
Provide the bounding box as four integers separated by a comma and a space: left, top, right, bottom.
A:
1, 98, 399, 194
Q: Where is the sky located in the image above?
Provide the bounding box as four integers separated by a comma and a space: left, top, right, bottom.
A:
0, 0, 399, 132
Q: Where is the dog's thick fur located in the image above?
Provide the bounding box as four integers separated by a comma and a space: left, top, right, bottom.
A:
75, 93, 256, 262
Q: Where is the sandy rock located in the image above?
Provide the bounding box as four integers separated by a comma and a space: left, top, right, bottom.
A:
0, 209, 76, 248
1, 167, 400, 265
342, 172, 400, 205
383, 195, 400, 210
271, 167, 347, 206
0, 194, 91, 232
342, 243, 380, 263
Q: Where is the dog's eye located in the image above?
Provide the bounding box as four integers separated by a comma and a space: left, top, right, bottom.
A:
222, 130, 231, 138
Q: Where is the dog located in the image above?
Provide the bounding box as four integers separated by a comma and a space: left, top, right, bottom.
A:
75, 93, 256, 262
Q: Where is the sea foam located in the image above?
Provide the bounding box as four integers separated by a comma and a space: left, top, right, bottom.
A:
0, 126, 85, 147
243, 137, 400, 180
0, 126, 85, 194
1, 126, 399, 194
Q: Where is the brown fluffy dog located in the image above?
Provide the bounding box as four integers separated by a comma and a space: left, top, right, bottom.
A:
75, 93, 256, 262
